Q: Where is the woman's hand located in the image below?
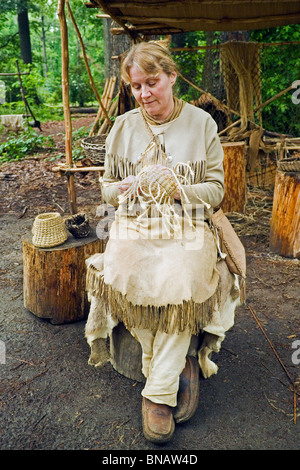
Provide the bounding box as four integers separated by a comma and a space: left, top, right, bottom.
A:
153, 165, 181, 201
173, 189, 181, 200
118, 175, 136, 194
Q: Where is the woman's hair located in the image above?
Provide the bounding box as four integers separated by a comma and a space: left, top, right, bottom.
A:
121, 41, 177, 84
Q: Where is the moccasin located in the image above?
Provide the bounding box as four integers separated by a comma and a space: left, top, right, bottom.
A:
173, 355, 200, 424
142, 397, 175, 444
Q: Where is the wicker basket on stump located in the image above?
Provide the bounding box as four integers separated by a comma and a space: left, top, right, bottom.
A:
277, 157, 300, 173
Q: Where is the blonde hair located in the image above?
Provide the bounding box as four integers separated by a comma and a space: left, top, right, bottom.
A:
121, 41, 177, 84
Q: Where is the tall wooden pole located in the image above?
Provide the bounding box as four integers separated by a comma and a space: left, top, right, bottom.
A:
66, 0, 113, 128
57, 0, 77, 215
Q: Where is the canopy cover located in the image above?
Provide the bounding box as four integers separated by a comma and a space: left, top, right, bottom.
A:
88, 1, 300, 36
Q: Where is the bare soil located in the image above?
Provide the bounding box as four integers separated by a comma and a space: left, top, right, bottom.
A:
0, 116, 299, 452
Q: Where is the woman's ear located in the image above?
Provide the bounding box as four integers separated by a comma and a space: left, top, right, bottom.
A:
170, 71, 177, 86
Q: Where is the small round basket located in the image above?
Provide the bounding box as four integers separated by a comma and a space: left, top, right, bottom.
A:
277, 157, 300, 173
81, 135, 107, 165
32, 212, 68, 248
65, 213, 90, 238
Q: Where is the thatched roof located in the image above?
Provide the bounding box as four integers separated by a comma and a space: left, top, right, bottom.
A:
87, 1, 300, 37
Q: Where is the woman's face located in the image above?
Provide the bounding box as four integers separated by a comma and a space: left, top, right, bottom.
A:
129, 64, 177, 121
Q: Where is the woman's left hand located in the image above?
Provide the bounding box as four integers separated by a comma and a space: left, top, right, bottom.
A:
152, 165, 181, 200
173, 189, 181, 200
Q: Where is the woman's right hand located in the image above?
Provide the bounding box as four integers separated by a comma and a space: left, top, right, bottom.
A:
118, 175, 136, 194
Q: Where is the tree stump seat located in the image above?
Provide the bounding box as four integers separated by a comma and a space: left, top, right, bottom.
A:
110, 322, 202, 383
110, 323, 145, 382
270, 169, 300, 258
22, 226, 105, 324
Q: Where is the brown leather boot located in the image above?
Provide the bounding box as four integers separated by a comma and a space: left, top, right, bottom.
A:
173, 355, 200, 424
142, 397, 175, 444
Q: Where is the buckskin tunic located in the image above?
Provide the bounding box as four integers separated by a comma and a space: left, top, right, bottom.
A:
85, 102, 241, 404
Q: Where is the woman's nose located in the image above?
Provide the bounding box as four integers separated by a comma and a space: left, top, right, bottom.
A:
141, 86, 151, 99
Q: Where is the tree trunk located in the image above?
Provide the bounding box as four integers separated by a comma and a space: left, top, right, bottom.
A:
41, 15, 48, 78
221, 142, 247, 213
103, 18, 132, 97
22, 228, 106, 324
270, 171, 300, 258
171, 33, 190, 97
17, 5, 32, 64
201, 32, 224, 100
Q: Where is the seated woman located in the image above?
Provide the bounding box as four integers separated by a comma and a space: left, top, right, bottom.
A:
85, 41, 242, 444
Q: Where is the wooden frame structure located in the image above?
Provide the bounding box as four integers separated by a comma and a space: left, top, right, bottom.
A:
56, 0, 300, 213
87, 1, 300, 36
57, 0, 113, 214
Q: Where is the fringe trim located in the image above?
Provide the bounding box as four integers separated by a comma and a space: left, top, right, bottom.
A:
106, 153, 207, 185
176, 160, 207, 185
239, 277, 246, 305
86, 263, 222, 336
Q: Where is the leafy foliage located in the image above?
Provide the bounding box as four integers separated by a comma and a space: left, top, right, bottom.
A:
171, 31, 207, 102
0, 1, 299, 137
0, 0, 105, 112
0, 125, 54, 163
251, 25, 300, 135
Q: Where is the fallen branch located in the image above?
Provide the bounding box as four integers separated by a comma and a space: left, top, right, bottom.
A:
247, 304, 297, 424
248, 304, 294, 385
7, 356, 36, 367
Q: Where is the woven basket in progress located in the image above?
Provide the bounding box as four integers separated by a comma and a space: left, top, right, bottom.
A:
137, 165, 179, 202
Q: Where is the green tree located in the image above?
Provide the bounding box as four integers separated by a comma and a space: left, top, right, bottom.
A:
251, 25, 300, 135
0, 0, 105, 110
17, 0, 32, 64
171, 31, 206, 102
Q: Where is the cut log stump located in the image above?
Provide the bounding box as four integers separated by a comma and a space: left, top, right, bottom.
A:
270, 170, 300, 258
22, 227, 106, 324
110, 323, 145, 383
221, 142, 247, 213
109, 323, 202, 383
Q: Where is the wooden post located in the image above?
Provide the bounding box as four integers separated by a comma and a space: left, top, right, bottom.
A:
57, 0, 77, 215
88, 77, 117, 137
270, 170, 300, 258
66, 0, 113, 129
221, 142, 246, 213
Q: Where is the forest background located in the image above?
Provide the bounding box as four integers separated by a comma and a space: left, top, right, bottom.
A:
0, 0, 300, 163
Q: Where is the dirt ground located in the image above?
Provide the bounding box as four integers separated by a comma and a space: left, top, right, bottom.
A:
0, 116, 299, 452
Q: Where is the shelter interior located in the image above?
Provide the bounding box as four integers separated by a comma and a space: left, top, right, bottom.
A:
52, 1, 300, 214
